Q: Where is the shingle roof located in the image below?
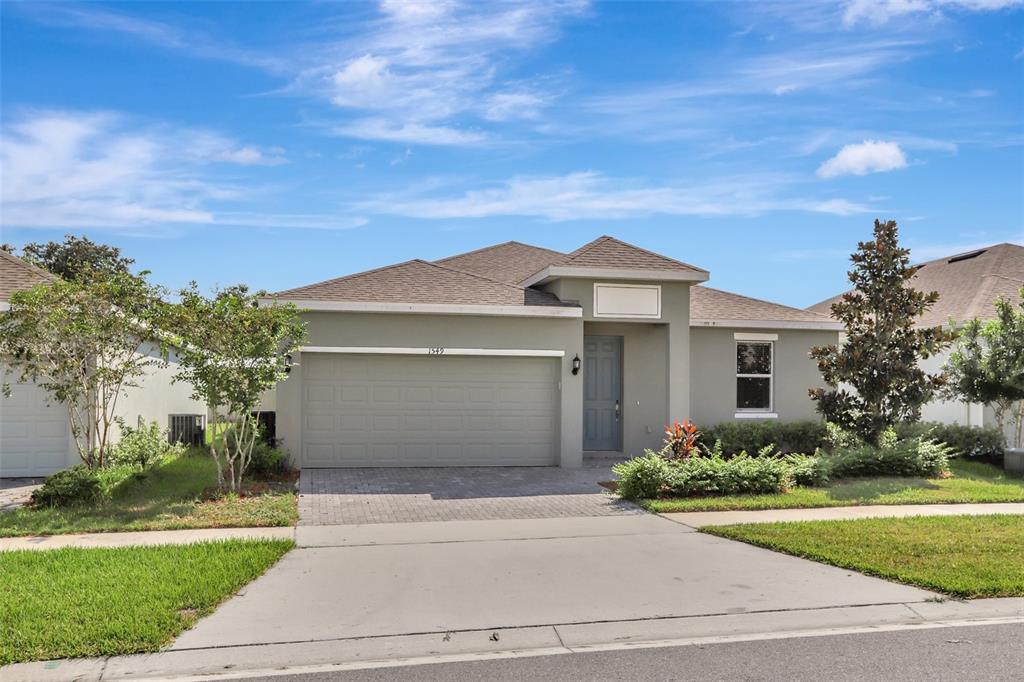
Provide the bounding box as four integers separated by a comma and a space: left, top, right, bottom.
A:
435, 241, 565, 285
692, 285, 838, 325
552, 236, 708, 277
273, 259, 573, 307
808, 243, 1024, 328
0, 250, 56, 302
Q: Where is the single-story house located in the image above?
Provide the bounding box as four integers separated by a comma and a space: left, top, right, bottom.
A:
265, 236, 841, 468
0, 250, 206, 477
808, 242, 1024, 442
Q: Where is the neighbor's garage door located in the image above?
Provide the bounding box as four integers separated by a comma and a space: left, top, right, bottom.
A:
0, 366, 72, 477
301, 353, 559, 467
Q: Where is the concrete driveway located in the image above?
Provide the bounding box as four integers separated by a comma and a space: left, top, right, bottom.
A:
171, 514, 934, 651
298, 467, 641, 525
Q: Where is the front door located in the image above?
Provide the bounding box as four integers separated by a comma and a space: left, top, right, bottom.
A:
583, 335, 622, 451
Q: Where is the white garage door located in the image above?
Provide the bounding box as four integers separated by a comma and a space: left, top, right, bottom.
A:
302, 353, 559, 467
1, 368, 72, 477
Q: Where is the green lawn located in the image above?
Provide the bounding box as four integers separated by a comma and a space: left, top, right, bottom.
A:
705, 515, 1024, 598
0, 453, 297, 537
643, 459, 1024, 513
0, 539, 293, 664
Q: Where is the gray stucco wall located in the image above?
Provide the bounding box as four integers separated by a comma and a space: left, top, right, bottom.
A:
584, 321, 668, 456
689, 327, 837, 426
115, 345, 206, 441
276, 311, 585, 467
543, 278, 692, 428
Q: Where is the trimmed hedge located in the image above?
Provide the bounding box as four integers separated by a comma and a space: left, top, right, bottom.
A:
612, 449, 797, 500
698, 419, 1003, 459
823, 437, 952, 478
698, 421, 827, 456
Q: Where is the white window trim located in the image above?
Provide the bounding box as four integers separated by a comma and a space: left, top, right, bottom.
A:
734, 332, 778, 341
301, 346, 566, 358
735, 340, 773, 414
592, 282, 662, 319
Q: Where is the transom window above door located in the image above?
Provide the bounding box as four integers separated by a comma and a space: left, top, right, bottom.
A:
736, 341, 772, 412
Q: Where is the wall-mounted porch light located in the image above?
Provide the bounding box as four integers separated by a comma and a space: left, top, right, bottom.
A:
571, 354, 581, 375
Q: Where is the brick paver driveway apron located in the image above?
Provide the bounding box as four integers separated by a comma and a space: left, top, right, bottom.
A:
298, 467, 642, 525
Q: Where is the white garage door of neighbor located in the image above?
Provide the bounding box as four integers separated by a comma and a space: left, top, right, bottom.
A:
1, 370, 72, 477
302, 353, 560, 467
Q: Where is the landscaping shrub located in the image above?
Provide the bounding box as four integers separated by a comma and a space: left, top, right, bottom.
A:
612, 453, 673, 500
666, 450, 793, 497
248, 442, 290, 478
824, 437, 952, 479
782, 453, 830, 487
30, 466, 102, 508
109, 419, 186, 469
698, 420, 827, 456
895, 422, 1005, 458
613, 447, 796, 500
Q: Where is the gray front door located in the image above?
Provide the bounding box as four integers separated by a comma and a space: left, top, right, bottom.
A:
583, 335, 622, 451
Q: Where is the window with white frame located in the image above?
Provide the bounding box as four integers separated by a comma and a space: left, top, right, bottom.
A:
736, 341, 772, 411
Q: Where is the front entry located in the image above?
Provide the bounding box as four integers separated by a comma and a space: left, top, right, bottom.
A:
583, 335, 623, 451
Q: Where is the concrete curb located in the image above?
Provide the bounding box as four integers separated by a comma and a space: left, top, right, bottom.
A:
5, 598, 1022, 681
0, 527, 295, 552
661, 502, 1024, 527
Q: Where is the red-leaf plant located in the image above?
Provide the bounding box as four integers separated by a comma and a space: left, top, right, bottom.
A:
664, 420, 700, 459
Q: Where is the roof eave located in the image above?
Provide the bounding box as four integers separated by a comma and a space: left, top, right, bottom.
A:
259, 298, 583, 319
520, 265, 710, 288
690, 318, 843, 331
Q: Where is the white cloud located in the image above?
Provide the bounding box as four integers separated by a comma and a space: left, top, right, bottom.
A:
843, 0, 1024, 26
817, 140, 908, 178
330, 119, 487, 146
297, 0, 587, 144
0, 110, 345, 231
357, 171, 875, 221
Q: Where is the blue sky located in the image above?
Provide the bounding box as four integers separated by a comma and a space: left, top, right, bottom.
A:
2, 0, 1022, 307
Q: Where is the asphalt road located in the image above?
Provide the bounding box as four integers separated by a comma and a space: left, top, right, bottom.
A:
260, 623, 1024, 682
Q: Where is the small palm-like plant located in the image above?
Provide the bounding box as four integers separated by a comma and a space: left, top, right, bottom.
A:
664, 420, 700, 459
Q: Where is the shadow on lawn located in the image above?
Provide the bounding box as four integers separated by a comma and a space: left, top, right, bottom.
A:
824, 477, 940, 501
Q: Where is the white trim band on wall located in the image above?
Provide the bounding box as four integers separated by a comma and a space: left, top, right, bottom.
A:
262, 299, 583, 318
734, 332, 779, 341
301, 346, 566, 358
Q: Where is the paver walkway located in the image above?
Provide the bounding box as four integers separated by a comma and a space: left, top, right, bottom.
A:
298, 467, 642, 525
662, 502, 1024, 527
0, 477, 43, 512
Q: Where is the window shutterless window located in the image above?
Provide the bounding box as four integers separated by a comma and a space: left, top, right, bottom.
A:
736, 341, 772, 411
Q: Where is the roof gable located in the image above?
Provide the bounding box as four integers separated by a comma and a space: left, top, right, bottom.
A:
808, 242, 1024, 327
0, 250, 56, 302
558, 236, 708, 275
435, 241, 564, 285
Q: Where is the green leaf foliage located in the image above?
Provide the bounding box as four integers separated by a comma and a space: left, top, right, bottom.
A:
809, 220, 955, 445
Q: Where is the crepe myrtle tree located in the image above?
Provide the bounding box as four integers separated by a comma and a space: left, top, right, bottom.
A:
943, 289, 1024, 449
809, 220, 956, 445
171, 284, 306, 491
0, 272, 169, 468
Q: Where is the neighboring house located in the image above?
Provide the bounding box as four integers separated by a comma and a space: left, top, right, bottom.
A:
808, 242, 1024, 438
0, 251, 205, 477
265, 236, 841, 468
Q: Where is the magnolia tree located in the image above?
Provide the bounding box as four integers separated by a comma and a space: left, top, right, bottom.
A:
944, 289, 1024, 449
171, 284, 306, 491
809, 220, 955, 445
0, 273, 168, 468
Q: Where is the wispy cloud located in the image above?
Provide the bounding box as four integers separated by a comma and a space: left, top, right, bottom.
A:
0, 110, 355, 231
356, 171, 876, 221
817, 140, 908, 178
842, 0, 1024, 27
11, 2, 286, 72
294, 0, 587, 145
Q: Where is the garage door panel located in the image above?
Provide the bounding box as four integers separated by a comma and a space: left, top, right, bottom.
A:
1, 368, 72, 477
301, 354, 559, 467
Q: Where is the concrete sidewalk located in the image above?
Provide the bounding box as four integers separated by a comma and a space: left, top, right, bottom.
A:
661, 502, 1024, 528
0, 526, 294, 551
7, 598, 1023, 681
